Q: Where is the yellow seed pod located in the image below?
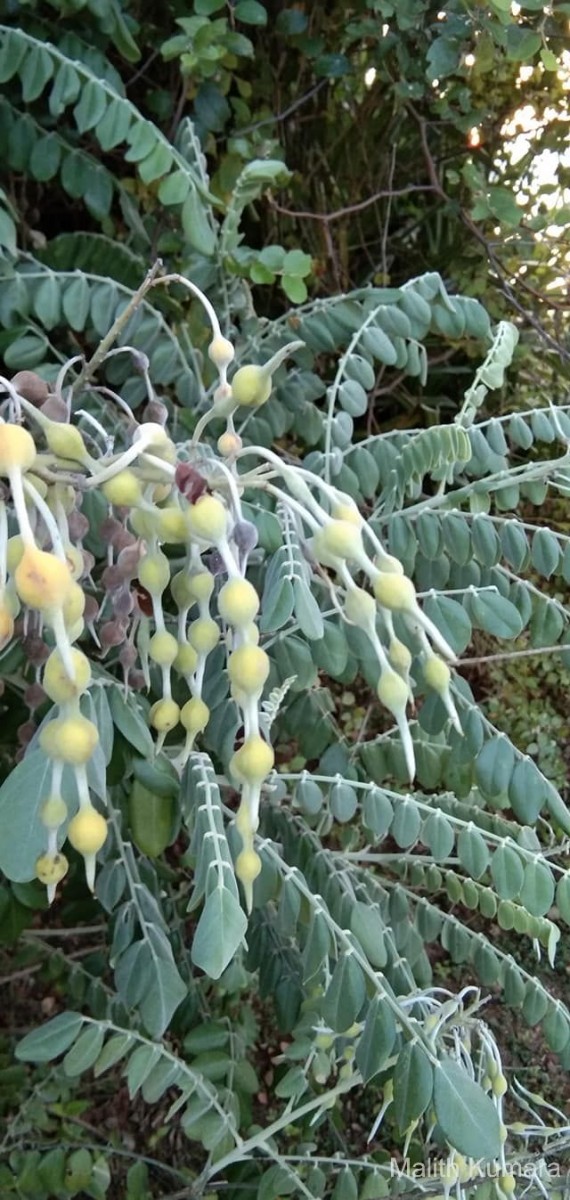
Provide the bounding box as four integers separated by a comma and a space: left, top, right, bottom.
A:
373, 572, 416, 612
231, 364, 271, 408
138, 552, 170, 596
102, 469, 143, 507
377, 669, 409, 715
316, 520, 364, 562
170, 570, 196, 609
151, 483, 173, 504
39, 715, 99, 765
235, 803, 254, 838
344, 586, 375, 629
180, 696, 210, 734
217, 431, 242, 457
35, 851, 68, 887
235, 848, 262, 885
188, 617, 220, 655
25, 472, 48, 500
15, 546, 73, 612
173, 642, 199, 676
64, 545, 85, 581
45, 423, 89, 464
62, 581, 86, 627
217, 578, 259, 627
424, 655, 451, 693
129, 508, 155, 539
230, 735, 274, 784
148, 630, 179, 667
186, 495, 228, 544
498, 1173, 516, 1196
0, 604, 14, 648
154, 506, 189, 544
208, 335, 235, 370
149, 698, 180, 733
49, 482, 76, 515
241, 622, 260, 646
331, 502, 362, 526
389, 639, 412, 673
67, 807, 108, 855
0, 423, 37, 475
6, 535, 24, 573
40, 794, 68, 829
190, 572, 215, 604
376, 553, 404, 575
228, 645, 269, 695
43, 647, 91, 703
492, 1073, 508, 1098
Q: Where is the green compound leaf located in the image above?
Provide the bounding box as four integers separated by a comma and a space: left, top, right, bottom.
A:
191, 887, 248, 980
322, 952, 366, 1033
520, 859, 555, 917
16, 1012, 84, 1062
468, 590, 523, 639
433, 1058, 502, 1160
392, 1041, 433, 1131
63, 1025, 106, 1078
355, 996, 397, 1083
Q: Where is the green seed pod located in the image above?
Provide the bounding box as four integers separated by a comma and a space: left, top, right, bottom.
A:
228, 645, 270, 695
231, 365, 272, 408
377, 669, 409, 715
373, 572, 417, 612
217, 578, 259, 627
188, 617, 220, 655
102, 469, 143, 507
186, 495, 228, 544
128, 779, 175, 858
173, 642, 199, 676
36, 851, 68, 886
40, 794, 68, 829
138, 552, 170, 596
424, 655, 451, 692
45, 422, 89, 464
149, 698, 180, 733
344, 586, 376, 629
315, 520, 364, 563
180, 696, 210, 734
148, 630, 179, 666
230, 735, 274, 784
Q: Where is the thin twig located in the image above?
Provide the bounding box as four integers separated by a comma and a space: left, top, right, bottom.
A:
268, 183, 436, 225
459, 643, 570, 667
72, 260, 164, 396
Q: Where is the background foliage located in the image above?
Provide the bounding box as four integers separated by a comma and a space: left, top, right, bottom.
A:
1, 0, 570, 1197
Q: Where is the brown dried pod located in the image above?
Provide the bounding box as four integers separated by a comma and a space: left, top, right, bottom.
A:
81, 549, 96, 577
17, 720, 37, 747
116, 543, 142, 579
112, 585, 134, 619
67, 510, 90, 541
128, 669, 146, 691
111, 525, 137, 553
175, 462, 208, 504
83, 594, 99, 623
24, 682, 46, 711
21, 636, 50, 666
11, 371, 49, 406
119, 643, 138, 670
100, 517, 123, 543
101, 564, 124, 592
40, 395, 69, 422
142, 400, 168, 426
100, 618, 128, 649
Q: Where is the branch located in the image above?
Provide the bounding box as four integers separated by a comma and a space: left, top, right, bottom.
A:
267, 183, 437, 225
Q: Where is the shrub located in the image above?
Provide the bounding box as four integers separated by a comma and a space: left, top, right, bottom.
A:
1, 6, 570, 1198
